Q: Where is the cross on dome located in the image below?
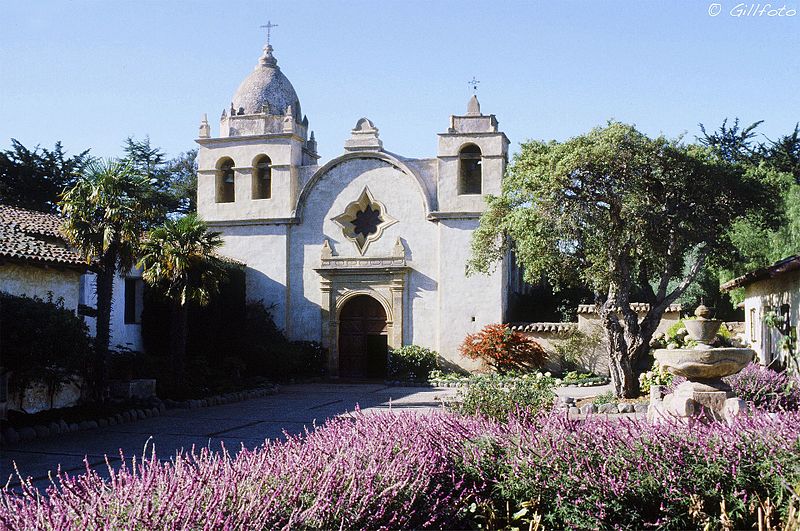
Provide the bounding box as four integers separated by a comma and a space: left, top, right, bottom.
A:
260, 21, 278, 47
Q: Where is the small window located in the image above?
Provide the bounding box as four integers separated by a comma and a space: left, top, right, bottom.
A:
459, 144, 482, 195
124, 278, 144, 324
216, 158, 235, 203
252, 155, 272, 199
749, 308, 757, 342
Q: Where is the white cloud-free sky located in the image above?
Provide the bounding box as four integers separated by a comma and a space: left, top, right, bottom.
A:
1, 0, 798, 162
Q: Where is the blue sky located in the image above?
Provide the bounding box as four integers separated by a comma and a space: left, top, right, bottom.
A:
1, 0, 798, 163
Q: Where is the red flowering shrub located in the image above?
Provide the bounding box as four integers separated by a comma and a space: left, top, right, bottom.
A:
459, 323, 547, 373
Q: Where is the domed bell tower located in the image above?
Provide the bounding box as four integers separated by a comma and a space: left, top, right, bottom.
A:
196, 37, 319, 223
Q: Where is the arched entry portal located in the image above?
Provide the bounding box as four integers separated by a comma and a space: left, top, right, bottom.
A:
338, 295, 388, 378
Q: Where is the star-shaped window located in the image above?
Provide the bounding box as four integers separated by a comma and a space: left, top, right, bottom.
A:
332, 187, 397, 255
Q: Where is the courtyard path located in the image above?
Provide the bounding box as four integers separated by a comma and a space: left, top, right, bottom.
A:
0, 383, 457, 491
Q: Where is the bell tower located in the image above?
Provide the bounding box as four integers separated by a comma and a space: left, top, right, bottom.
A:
196, 37, 319, 224
436, 95, 509, 213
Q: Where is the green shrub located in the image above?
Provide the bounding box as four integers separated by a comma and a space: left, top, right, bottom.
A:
0, 291, 91, 402
452, 374, 556, 421
554, 329, 602, 372
592, 391, 616, 405
388, 345, 439, 381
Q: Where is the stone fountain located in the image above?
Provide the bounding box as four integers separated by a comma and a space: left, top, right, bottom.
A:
649, 304, 754, 422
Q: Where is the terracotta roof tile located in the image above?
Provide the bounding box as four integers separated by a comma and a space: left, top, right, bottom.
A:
0, 204, 87, 269
576, 303, 682, 314
510, 322, 578, 333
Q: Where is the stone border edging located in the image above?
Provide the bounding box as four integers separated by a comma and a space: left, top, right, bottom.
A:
0, 384, 279, 446
555, 395, 650, 416
386, 377, 610, 388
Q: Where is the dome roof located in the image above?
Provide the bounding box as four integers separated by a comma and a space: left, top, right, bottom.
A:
231, 45, 300, 119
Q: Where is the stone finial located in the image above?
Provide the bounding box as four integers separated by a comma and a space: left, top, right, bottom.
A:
283, 105, 294, 132
344, 117, 383, 152
467, 95, 481, 116
221, 108, 227, 119
259, 44, 278, 68
302, 115, 309, 128
198, 114, 210, 138
307, 130, 318, 153
231, 102, 235, 115
321, 238, 334, 259
393, 237, 406, 258
694, 304, 713, 319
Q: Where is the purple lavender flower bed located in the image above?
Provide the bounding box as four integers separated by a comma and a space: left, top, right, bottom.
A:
2, 410, 799, 529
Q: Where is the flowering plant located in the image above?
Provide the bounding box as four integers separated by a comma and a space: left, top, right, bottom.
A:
638, 359, 674, 394
459, 324, 547, 373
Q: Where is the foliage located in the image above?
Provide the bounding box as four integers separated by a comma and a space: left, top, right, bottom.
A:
388, 345, 439, 381
0, 292, 91, 403
637, 359, 674, 394
699, 120, 800, 305
651, 319, 736, 350
239, 302, 327, 382
138, 214, 226, 307
0, 139, 90, 213
3, 410, 799, 530
725, 363, 800, 412
138, 214, 226, 379
459, 324, 547, 373
0, 412, 480, 530
60, 158, 154, 397
468, 121, 781, 398
553, 328, 602, 372
451, 374, 556, 421
122, 136, 197, 218
457, 412, 800, 530
592, 391, 616, 405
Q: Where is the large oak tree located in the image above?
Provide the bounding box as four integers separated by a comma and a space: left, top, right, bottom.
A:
468, 122, 781, 397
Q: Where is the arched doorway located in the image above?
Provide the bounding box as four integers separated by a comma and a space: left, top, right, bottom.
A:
338, 295, 388, 378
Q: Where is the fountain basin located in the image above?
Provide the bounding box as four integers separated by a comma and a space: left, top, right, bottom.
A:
654, 348, 754, 380
682, 318, 723, 344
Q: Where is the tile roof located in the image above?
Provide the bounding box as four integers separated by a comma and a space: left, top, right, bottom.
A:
510, 322, 578, 333
720, 255, 800, 291
576, 303, 682, 314
0, 204, 87, 269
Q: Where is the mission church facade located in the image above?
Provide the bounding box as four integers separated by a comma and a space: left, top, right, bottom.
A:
196, 39, 512, 376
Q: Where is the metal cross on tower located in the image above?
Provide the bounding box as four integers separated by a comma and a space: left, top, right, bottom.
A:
468, 76, 480, 93
260, 21, 279, 46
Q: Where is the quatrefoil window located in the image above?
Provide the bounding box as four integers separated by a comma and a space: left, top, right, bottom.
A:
332, 187, 397, 255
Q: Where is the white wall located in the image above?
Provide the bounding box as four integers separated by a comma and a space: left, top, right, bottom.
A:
0, 262, 82, 311
289, 157, 440, 348
436, 218, 506, 369
742, 269, 800, 367
80, 268, 144, 352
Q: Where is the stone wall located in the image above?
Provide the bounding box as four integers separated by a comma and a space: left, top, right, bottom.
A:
0, 262, 82, 311
515, 306, 682, 376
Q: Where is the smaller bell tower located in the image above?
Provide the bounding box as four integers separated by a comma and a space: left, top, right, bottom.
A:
436, 95, 509, 214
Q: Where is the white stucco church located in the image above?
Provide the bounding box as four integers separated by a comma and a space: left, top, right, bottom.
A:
196, 38, 512, 377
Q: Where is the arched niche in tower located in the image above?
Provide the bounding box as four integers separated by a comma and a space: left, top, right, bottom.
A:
252, 154, 272, 200
215, 157, 235, 203
458, 143, 482, 195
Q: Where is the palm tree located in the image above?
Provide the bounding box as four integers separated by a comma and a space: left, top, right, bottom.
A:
138, 214, 226, 379
61, 159, 151, 398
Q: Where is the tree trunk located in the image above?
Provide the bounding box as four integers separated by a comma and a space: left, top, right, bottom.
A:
170, 301, 188, 381
603, 304, 667, 398
93, 256, 116, 401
